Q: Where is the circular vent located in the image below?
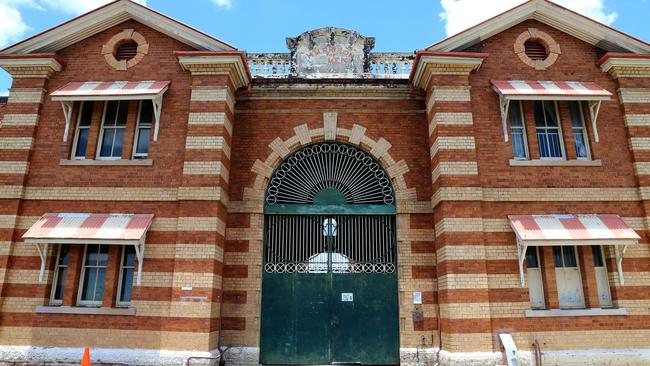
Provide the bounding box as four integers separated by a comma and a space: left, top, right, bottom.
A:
114, 40, 139, 61
524, 40, 548, 60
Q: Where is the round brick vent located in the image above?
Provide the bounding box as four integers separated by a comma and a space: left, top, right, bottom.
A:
114, 40, 139, 61
514, 28, 561, 70
101, 29, 149, 71
524, 40, 548, 60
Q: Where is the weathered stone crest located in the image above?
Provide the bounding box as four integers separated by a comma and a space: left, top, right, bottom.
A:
286, 28, 375, 78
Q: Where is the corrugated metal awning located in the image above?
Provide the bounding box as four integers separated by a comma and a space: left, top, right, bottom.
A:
23, 213, 153, 285
491, 80, 612, 100
51, 81, 170, 101
508, 214, 639, 287
24, 213, 154, 245
491, 80, 612, 143
51, 81, 169, 143
509, 214, 639, 246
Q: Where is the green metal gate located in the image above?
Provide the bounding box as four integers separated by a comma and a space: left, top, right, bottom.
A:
260, 143, 399, 365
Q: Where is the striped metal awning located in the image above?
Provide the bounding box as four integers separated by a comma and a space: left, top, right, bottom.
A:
23, 213, 154, 245
491, 80, 612, 100
24, 213, 153, 285
509, 214, 639, 246
509, 214, 638, 286
492, 80, 612, 143
51, 81, 170, 101
51, 81, 169, 143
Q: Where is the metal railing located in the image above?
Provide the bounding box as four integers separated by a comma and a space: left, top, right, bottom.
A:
247, 52, 414, 79
185, 355, 221, 366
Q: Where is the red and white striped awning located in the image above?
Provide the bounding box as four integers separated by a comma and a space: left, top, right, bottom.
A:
23, 213, 154, 245
509, 214, 639, 246
51, 80, 170, 101
491, 80, 612, 100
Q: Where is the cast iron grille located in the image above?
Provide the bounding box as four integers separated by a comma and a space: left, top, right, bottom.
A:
266, 143, 394, 205
264, 215, 395, 273
524, 40, 548, 60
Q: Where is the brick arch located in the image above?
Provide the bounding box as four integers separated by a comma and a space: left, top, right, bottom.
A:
248, 112, 417, 208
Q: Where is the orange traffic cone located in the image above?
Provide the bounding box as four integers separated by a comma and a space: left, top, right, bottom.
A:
81, 346, 91, 366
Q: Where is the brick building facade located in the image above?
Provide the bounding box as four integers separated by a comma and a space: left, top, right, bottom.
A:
0, 0, 649, 365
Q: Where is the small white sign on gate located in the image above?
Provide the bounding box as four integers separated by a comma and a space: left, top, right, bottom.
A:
341, 293, 353, 302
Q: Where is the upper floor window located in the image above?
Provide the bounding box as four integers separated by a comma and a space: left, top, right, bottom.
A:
97, 101, 129, 159
534, 101, 564, 159
509, 101, 528, 160
132, 101, 153, 159
569, 101, 591, 159
71, 101, 94, 160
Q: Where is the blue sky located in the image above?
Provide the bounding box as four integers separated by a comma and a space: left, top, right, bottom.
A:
0, 0, 649, 95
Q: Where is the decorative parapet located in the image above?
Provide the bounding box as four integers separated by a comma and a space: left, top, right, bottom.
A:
248, 52, 414, 79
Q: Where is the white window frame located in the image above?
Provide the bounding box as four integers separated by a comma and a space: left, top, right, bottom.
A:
116, 246, 136, 307
77, 244, 108, 307
534, 100, 565, 160
569, 101, 592, 160
96, 101, 127, 160
70, 101, 92, 160
49, 245, 68, 306
131, 101, 152, 160
509, 100, 529, 160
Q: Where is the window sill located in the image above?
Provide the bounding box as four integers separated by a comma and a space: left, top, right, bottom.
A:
35, 305, 136, 316
509, 159, 602, 167
525, 308, 626, 317
60, 159, 153, 166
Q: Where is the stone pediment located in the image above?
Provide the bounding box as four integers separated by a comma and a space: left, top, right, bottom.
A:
286, 28, 375, 78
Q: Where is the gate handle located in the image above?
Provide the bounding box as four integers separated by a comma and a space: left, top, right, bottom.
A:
330, 317, 339, 328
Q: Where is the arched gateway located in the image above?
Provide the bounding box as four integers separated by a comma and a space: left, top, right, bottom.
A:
260, 142, 400, 365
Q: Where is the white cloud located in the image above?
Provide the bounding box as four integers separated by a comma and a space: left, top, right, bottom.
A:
210, 0, 233, 9
39, 0, 146, 15
0, 0, 147, 48
439, 0, 618, 36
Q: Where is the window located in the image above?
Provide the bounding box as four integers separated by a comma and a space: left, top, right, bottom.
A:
509, 101, 529, 159
71, 102, 94, 159
50, 245, 69, 305
78, 245, 109, 306
117, 246, 137, 306
534, 101, 564, 159
526, 247, 545, 309
97, 101, 129, 159
592, 246, 613, 307
553, 246, 585, 308
569, 101, 591, 159
132, 101, 153, 159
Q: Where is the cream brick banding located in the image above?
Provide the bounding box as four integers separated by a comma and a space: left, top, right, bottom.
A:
1, 114, 39, 127
431, 86, 471, 102
177, 187, 229, 203
185, 136, 231, 158
619, 88, 650, 104
429, 112, 473, 135
177, 217, 226, 235
0, 161, 29, 175
430, 136, 476, 157
20, 187, 178, 201
624, 114, 650, 127
7, 88, 44, 104
629, 137, 650, 151
190, 86, 235, 111
0, 137, 33, 150
182, 161, 229, 181
432, 161, 478, 182
434, 218, 484, 236
187, 112, 232, 135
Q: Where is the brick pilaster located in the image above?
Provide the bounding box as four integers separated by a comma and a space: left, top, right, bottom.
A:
170, 51, 249, 351
0, 55, 61, 307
